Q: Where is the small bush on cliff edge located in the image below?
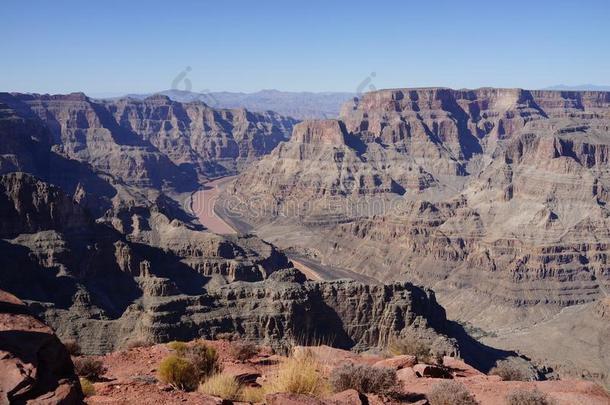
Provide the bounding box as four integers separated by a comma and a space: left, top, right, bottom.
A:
330, 363, 397, 394
158, 355, 199, 391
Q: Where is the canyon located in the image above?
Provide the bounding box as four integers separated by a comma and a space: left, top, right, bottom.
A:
1, 87, 610, 399
221, 87, 610, 387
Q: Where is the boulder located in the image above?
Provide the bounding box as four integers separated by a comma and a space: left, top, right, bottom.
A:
326, 389, 367, 405
0, 289, 82, 404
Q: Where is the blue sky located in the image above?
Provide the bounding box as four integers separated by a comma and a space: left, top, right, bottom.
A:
2, 0, 609, 94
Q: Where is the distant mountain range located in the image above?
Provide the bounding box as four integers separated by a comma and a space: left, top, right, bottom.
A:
119, 89, 356, 119
543, 84, 610, 91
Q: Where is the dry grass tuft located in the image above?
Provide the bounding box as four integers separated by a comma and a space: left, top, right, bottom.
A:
266, 351, 328, 397
198, 373, 241, 400
240, 386, 266, 403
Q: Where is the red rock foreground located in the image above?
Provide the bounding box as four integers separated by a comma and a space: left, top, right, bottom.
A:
83, 342, 610, 405
0, 290, 82, 404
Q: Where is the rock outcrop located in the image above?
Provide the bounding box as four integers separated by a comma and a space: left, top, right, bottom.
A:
0, 289, 81, 404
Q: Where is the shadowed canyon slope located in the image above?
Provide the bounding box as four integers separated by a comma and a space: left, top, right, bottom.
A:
222, 87, 610, 384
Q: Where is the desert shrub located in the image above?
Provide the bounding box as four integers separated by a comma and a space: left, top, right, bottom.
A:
387, 333, 432, 363
158, 355, 199, 391
167, 341, 188, 355
330, 363, 397, 394
427, 381, 478, 405
267, 352, 328, 397
186, 341, 221, 378
240, 386, 265, 402
79, 377, 95, 397
506, 388, 554, 405
63, 340, 81, 356
230, 341, 258, 362
198, 373, 241, 400
490, 360, 530, 381
73, 357, 105, 381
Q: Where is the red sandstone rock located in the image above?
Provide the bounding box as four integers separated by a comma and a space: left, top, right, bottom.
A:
0, 289, 82, 404
325, 389, 367, 404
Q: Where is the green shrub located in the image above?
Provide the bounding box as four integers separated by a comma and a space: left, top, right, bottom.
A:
198, 373, 241, 400
158, 355, 199, 391
506, 388, 555, 405
79, 378, 95, 397
427, 381, 478, 405
73, 357, 105, 381
330, 363, 397, 394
